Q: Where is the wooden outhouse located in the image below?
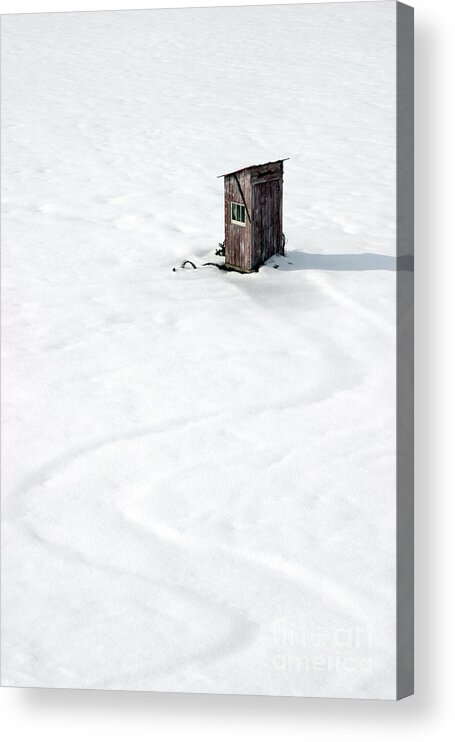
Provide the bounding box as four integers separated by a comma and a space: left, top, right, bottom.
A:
219, 159, 287, 273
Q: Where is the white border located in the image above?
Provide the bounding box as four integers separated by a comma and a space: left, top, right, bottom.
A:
1, 1, 455, 740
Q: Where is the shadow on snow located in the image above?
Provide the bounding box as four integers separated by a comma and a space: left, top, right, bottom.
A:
275, 251, 413, 272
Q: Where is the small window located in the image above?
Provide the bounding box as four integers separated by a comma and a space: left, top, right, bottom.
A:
231, 202, 246, 226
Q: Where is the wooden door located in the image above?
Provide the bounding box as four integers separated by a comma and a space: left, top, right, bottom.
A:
253, 179, 281, 267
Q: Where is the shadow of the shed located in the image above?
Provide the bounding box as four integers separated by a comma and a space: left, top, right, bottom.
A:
275, 251, 414, 272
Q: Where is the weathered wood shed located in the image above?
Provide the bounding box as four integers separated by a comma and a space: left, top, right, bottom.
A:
219, 159, 288, 273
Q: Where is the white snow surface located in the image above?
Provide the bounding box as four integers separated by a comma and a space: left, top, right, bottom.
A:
2, 3, 401, 698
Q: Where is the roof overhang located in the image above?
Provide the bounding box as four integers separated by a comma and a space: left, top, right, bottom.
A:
217, 158, 289, 178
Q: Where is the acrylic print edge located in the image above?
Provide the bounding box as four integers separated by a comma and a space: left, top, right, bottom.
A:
396, 0, 414, 701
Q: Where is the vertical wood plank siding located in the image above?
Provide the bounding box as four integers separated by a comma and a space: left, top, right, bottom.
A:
224, 160, 284, 273
224, 170, 252, 272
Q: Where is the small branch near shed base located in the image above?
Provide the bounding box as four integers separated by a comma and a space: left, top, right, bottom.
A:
202, 262, 227, 270
172, 259, 228, 272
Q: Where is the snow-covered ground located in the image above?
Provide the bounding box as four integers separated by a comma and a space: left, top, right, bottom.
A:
2, 3, 402, 698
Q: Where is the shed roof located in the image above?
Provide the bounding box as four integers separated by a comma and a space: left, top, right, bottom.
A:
217, 158, 289, 178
